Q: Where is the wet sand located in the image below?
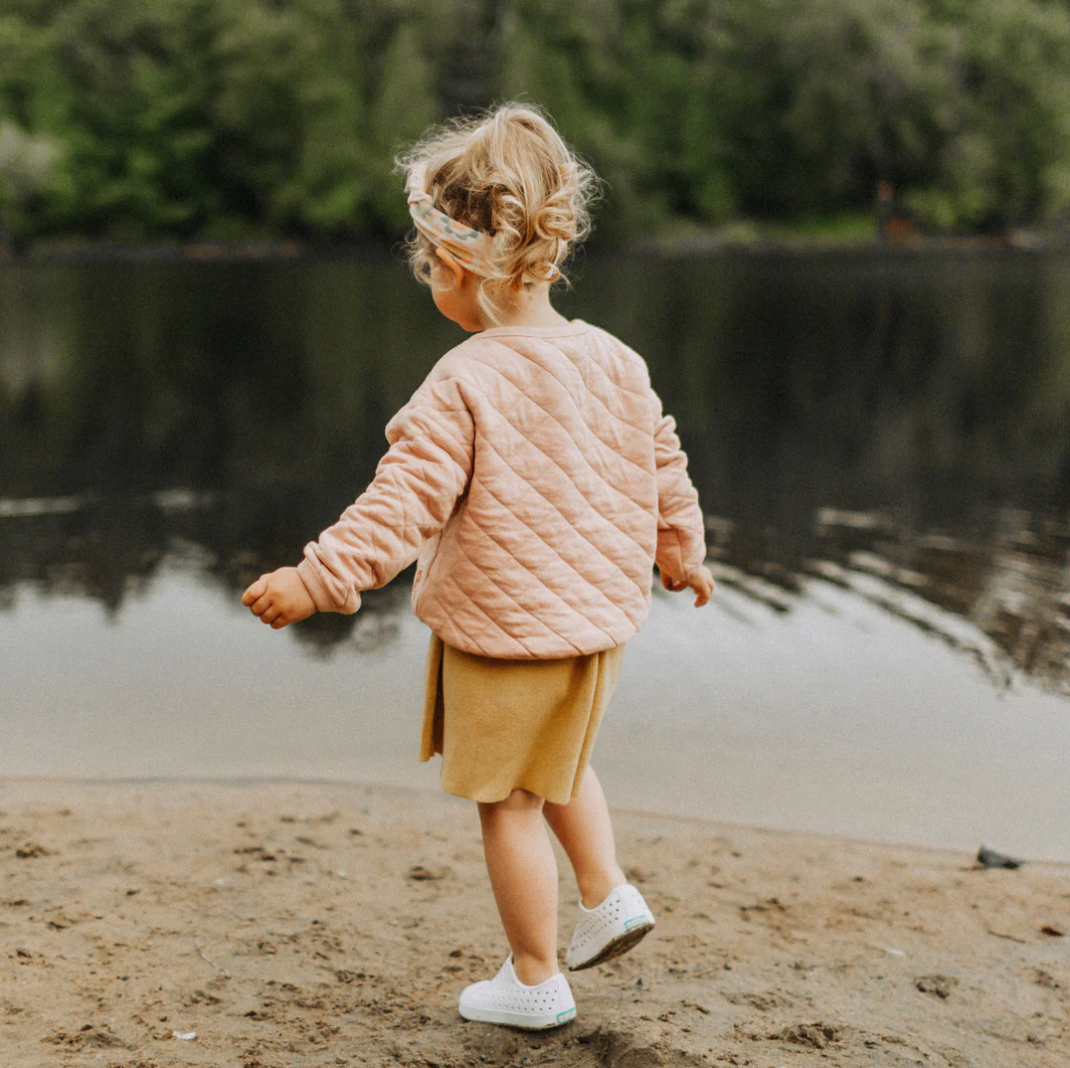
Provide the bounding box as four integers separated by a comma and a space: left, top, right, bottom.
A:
2, 777, 1068, 1067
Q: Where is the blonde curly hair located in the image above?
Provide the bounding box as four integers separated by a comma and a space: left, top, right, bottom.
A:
395, 102, 601, 326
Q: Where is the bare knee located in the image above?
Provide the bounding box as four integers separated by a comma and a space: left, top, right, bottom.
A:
545, 770, 590, 815
478, 788, 545, 819
544, 787, 578, 814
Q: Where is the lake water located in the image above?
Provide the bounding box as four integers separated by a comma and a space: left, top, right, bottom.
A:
2, 248, 1069, 860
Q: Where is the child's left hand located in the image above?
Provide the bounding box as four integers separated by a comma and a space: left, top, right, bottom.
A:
661, 564, 716, 607
241, 567, 317, 629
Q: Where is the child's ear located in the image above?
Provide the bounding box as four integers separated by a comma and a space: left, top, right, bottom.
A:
434, 247, 466, 290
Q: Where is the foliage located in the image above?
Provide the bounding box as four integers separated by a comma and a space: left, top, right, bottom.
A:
1, 0, 1069, 245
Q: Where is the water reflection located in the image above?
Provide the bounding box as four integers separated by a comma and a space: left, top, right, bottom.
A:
2, 251, 1069, 696
711, 505, 1070, 697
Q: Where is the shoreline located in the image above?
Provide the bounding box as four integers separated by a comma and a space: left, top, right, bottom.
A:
8, 772, 1070, 870
3, 777, 1067, 1066
2, 229, 1069, 266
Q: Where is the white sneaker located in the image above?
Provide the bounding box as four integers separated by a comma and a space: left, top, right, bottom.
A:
565, 883, 656, 971
457, 953, 577, 1030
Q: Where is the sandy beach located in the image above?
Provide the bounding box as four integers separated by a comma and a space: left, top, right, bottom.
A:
2, 778, 1067, 1067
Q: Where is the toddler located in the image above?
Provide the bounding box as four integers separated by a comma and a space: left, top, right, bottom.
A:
241, 102, 713, 1031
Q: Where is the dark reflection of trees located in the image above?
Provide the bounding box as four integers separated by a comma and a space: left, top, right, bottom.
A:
1, 251, 1069, 680
286, 584, 407, 658
0, 256, 460, 654
567, 251, 1070, 693
1, 498, 167, 618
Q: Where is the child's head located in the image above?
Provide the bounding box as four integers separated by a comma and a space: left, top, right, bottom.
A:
396, 102, 600, 326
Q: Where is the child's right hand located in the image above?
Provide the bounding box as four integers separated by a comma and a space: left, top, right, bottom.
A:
661, 564, 715, 607
241, 567, 317, 629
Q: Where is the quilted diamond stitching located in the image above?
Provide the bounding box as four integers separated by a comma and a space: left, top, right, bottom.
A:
654, 415, 703, 518
474, 432, 651, 581
387, 400, 473, 463
500, 338, 653, 433
437, 569, 527, 657
464, 511, 621, 649
488, 329, 651, 404
471, 453, 648, 615
467, 354, 654, 481
471, 421, 652, 561
309, 325, 701, 659
568, 329, 653, 401
452, 524, 588, 655
454, 369, 655, 545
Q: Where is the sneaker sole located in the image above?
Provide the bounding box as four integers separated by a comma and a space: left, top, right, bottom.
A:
567, 920, 654, 971
458, 1004, 577, 1030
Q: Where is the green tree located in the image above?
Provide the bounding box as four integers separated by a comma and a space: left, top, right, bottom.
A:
367, 20, 438, 232
908, 0, 1070, 229
0, 117, 61, 249
2, 0, 1070, 243
39, 0, 223, 239
494, 0, 646, 240
211, 0, 367, 238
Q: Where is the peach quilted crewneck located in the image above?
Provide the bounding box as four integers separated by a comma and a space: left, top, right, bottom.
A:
296, 319, 707, 659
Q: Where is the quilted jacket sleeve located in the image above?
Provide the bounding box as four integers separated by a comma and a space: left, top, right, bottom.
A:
651, 388, 708, 583
296, 371, 475, 614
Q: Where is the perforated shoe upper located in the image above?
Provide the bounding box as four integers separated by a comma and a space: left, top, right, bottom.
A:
458, 953, 576, 1027
566, 883, 656, 969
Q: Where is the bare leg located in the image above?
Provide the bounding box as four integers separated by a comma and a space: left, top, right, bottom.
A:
477, 788, 559, 987
543, 767, 627, 909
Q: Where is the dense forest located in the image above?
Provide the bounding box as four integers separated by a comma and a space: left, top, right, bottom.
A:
2, 0, 1070, 247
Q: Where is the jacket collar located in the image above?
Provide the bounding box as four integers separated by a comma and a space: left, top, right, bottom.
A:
475, 319, 589, 339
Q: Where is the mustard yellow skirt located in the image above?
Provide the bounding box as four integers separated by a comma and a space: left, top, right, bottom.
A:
418, 633, 626, 805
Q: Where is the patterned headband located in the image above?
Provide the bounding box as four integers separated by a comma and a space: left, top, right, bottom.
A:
406, 164, 501, 278
406, 165, 563, 283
